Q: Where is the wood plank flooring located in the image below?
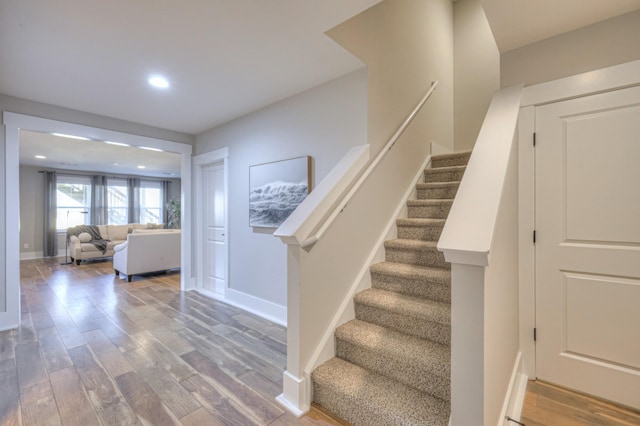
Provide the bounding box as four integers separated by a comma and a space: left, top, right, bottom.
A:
521, 380, 640, 426
0, 258, 341, 425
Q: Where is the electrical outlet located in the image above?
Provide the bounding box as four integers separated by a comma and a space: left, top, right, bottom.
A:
23, 243, 29, 249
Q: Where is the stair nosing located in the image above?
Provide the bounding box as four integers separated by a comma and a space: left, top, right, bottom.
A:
336, 319, 450, 376
354, 288, 450, 326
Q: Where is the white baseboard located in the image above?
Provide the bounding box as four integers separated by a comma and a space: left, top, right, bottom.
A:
20, 251, 43, 260
276, 371, 310, 417
303, 152, 434, 377
193, 287, 287, 327
500, 352, 528, 426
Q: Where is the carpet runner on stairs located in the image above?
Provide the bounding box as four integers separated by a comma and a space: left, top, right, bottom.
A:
311, 151, 471, 426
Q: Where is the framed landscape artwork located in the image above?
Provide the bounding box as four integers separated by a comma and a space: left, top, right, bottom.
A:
249, 156, 312, 228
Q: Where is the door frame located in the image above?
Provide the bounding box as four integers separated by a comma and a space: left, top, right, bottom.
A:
518, 59, 640, 378
2, 112, 193, 331
193, 147, 229, 298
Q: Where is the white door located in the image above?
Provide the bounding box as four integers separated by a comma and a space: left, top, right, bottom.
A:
535, 85, 640, 409
203, 162, 227, 295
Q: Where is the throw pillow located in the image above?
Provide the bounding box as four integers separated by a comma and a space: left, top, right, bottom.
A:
78, 232, 92, 243
146, 223, 165, 229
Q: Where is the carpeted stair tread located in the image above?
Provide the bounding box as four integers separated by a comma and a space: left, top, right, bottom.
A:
423, 165, 466, 183
335, 319, 450, 399
406, 200, 452, 219
396, 218, 445, 226
431, 151, 472, 168
354, 288, 450, 327
384, 239, 449, 269
396, 218, 446, 241
416, 181, 461, 200
312, 357, 450, 426
370, 262, 451, 303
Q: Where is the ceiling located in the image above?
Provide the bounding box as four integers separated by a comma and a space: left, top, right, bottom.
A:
481, 0, 640, 52
4, 0, 640, 177
20, 131, 181, 178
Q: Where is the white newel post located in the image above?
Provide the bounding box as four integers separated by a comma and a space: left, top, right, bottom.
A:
276, 244, 310, 416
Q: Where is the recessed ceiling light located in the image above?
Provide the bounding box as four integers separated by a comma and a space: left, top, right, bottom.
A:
34, 155, 46, 159
105, 141, 130, 147
148, 75, 170, 89
51, 133, 90, 141
113, 163, 119, 166
137, 165, 146, 169
139, 146, 164, 152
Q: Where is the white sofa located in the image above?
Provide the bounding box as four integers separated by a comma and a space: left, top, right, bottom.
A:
68, 223, 151, 264
113, 230, 181, 282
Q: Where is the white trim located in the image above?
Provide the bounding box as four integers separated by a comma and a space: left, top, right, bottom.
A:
276, 371, 310, 417
20, 251, 44, 261
517, 106, 536, 378
193, 147, 229, 296
2, 112, 192, 331
498, 352, 528, 426
1, 117, 20, 330
193, 287, 286, 327
517, 59, 640, 383
274, 145, 369, 247
303, 152, 435, 378
521, 59, 640, 107
438, 85, 524, 265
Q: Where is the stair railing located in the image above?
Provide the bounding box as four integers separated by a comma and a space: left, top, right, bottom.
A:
276, 80, 439, 250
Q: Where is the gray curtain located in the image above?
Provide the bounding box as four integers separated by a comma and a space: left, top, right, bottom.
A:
128, 178, 141, 223
43, 171, 57, 257
161, 180, 170, 224
91, 175, 108, 225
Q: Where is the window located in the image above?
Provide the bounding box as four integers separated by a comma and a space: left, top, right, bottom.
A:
56, 175, 91, 230
107, 178, 128, 224
139, 180, 163, 224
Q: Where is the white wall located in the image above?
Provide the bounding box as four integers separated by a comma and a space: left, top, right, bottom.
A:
328, 0, 454, 154
19, 166, 44, 257
194, 69, 368, 310
501, 9, 640, 88
453, 0, 500, 152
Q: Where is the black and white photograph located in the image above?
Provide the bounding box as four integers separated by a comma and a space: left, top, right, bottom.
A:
249, 156, 311, 228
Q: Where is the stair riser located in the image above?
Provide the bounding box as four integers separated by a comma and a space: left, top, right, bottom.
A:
385, 247, 449, 269
397, 225, 443, 241
417, 186, 459, 200
355, 303, 450, 346
371, 272, 451, 303
336, 340, 450, 401
407, 204, 451, 219
423, 169, 465, 183
313, 383, 398, 426
431, 154, 471, 168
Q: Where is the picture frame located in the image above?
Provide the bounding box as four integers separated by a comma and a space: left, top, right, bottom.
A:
249, 156, 312, 228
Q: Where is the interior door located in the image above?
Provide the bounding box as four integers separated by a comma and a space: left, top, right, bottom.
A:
535, 85, 640, 409
203, 162, 226, 295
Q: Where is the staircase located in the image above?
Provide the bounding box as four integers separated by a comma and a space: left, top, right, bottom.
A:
311, 151, 471, 426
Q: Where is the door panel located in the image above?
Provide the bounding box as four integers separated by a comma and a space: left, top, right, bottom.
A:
536, 85, 640, 409
203, 162, 226, 295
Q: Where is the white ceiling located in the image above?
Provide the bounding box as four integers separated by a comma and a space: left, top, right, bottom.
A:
5, 0, 640, 177
20, 131, 181, 178
0, 0, 381, 135
481, 0, 640, 52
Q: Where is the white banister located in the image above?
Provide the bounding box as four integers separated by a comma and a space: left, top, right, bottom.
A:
275, 80, 439, 250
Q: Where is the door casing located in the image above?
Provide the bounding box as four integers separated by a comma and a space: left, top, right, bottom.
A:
193, 147, 229, 298
518, 59, 640, 379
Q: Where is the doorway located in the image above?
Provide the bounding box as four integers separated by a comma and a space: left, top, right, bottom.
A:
194, 148, 229, 299
2, 112, 193, 331
533, 85, 640, 409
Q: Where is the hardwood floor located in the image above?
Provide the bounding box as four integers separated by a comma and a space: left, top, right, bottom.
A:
521, 380, 640, 426
0, 258, 342, 425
